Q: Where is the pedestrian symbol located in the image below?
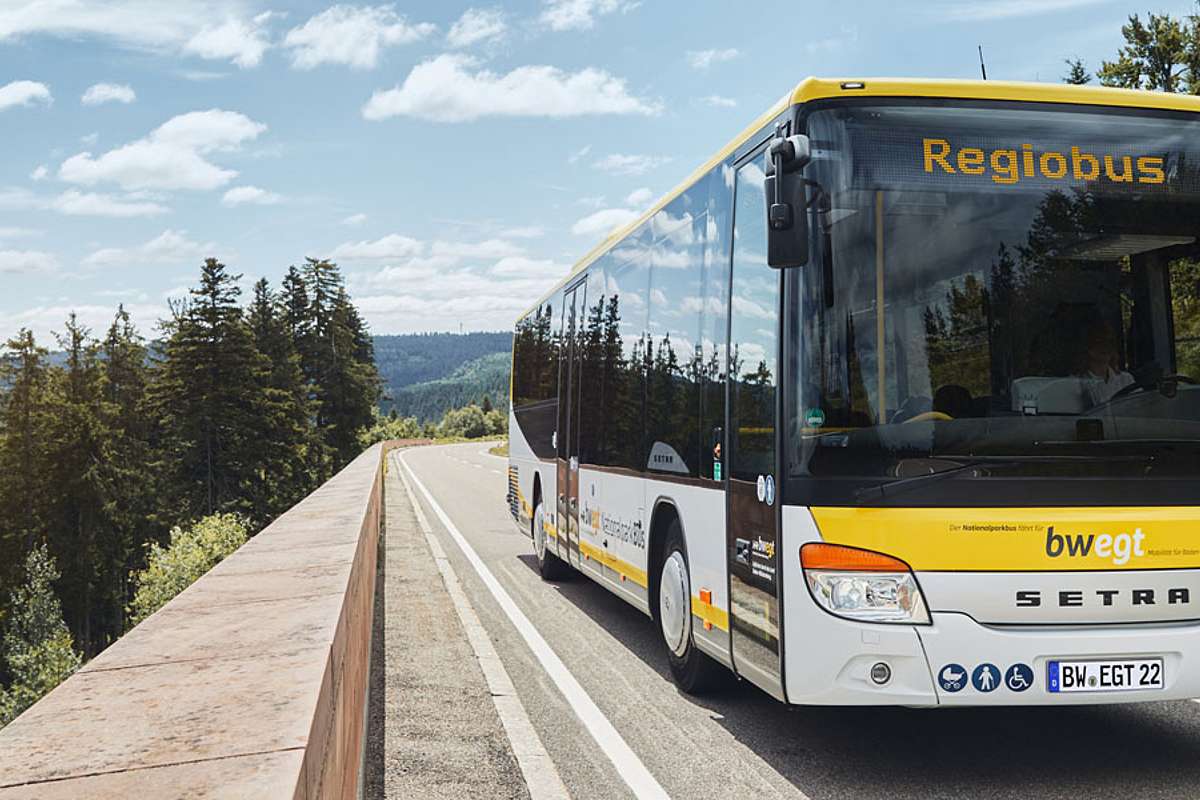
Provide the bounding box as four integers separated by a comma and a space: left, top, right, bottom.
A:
1005, 663, 1034, 692
937, 663, 967, 693
972, 663, 1000, 692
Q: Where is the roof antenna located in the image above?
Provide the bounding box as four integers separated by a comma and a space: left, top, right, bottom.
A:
978, 45, 988, 80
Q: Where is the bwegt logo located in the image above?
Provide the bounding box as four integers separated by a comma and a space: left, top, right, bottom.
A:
1045, 525, 1146, 566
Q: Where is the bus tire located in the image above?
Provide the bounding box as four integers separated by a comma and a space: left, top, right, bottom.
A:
656, 519, 725, 694
532, 500, 569, 581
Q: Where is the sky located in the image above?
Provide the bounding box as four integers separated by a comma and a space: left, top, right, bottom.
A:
2, 0, 1197, 344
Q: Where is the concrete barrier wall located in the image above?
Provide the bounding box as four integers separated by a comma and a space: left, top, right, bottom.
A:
0, 443, 392, 799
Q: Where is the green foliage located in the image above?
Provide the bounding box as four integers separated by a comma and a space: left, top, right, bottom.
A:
374, 331, 511, 397
0, 254, 380, 687
128, 514, 249, 627
1063, 58, 1092, 85
356, 410, 423, 448
390, 351, 511, 422
436, 403, 507, 439
1097, 8, 1200, 93
0, 545, 81, 727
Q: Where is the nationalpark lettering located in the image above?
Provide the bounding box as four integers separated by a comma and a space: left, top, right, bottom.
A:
922, 137, 1166, 186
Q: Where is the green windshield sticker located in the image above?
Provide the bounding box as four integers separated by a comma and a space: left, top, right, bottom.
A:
805, 408, 826, 427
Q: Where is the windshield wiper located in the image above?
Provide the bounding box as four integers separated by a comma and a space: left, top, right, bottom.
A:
853, 454, 1149, 504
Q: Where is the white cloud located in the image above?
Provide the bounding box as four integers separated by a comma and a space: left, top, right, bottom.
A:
539, 0, 638, 31
432, 238, 525, 260
82, 229, 215, 268
571, 207, 639, 237
447, 7, 506, 48
330, 234, 424, 261
362, 54, 660, 122
943, 0, 1106, 19
0, 3, 274, 68
52, 189, 169, 217
490, 256, 565, 281
221, 185, 281, 206
0, 249, 57, 274
342, 213, 368, 226
284, 5, 434, 70
594, 153, 671, 176
81, 82, 136, 105
500, 225, 544, 239
2, 302, 165, 344
700, 94, 737, 108
30, 165, 48, 181
182, 16, 271, 68
0, 80, 52, 111
567, 144, 592, 164
624, 187, 654, 207
59, 109, 267, 191
686, 48, 738, 70
0, 226, 40, 240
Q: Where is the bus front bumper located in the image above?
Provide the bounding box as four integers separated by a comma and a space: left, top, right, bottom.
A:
783, 608, 1200, 706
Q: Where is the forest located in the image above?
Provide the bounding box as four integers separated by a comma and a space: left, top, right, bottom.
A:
0, 256, 380, 724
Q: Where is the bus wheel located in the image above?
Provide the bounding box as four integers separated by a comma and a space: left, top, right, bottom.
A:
657, 521, 724, 694
533, 500, 569, 580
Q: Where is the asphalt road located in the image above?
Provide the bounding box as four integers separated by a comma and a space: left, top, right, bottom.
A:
400, 441, 1200, 800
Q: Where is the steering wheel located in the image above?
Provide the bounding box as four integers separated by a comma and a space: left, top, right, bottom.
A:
1109, 374, 1198, 402
903, 411, 953, 424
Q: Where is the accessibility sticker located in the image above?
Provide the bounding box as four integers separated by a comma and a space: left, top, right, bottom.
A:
972, 663, 1000, 693
938, 663, 967, 693
1005, 663, 1034, 692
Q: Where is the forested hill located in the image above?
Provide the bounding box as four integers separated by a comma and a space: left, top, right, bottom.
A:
374, 332, 511, 420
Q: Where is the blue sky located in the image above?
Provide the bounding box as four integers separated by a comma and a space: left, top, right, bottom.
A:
2, 0, 1196, 342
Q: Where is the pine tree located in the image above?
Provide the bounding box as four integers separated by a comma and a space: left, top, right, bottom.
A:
96, 306, 154, 645
297, 259, 381, 471
152, 258, 273, 525
0, 330, 53, 591
1063, 58, 1092, 85
248, 279, 318, 516
1098, 10, 1200, 93
42, 314, 108, 656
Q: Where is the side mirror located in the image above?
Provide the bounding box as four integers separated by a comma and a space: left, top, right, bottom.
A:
766, 133, 811, 269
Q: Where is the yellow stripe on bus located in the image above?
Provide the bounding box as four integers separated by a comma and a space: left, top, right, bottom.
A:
691, 596, 730, 632
811, 506, 1200, 572
579, 540, 649, 588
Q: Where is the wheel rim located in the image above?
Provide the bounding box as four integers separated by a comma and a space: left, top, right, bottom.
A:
659, 550, 690, 657
533, 504, 546, 563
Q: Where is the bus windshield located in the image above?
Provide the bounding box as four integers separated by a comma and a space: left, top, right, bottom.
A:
787, 101, 1200, 506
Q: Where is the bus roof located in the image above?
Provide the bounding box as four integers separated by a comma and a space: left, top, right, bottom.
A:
517, 77, 1200, 323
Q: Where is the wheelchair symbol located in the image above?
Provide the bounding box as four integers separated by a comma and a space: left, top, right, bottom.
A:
1005, 663, 1034, 692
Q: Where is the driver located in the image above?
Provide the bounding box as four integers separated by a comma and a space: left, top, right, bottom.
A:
1078, 320, 1134, 405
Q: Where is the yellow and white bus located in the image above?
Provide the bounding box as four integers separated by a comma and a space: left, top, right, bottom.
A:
507, 77, 1200, 705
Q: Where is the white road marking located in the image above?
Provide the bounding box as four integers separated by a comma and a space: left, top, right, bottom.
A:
399, 449, 671, 800
396, 455, 571, 800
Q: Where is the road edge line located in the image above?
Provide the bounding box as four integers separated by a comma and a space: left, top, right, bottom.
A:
398, 449, 671, 800
394, 455, 570, 800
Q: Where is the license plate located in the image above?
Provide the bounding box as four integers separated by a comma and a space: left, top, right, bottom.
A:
1047, 658, 1164, 693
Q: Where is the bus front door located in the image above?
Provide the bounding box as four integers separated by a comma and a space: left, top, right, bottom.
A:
555, 282, 585, 570
725, 152, 784, 701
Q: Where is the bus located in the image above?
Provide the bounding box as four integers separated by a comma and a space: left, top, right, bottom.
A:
506, 77, 1200, 706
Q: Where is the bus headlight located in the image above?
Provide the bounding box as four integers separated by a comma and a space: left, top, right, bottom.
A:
801, 543, 931, 625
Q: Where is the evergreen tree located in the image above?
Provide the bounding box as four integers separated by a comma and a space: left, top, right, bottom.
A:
0, 330, 53, 589
298, 259, 381, 471
96, 306, 154, 646
43, 314, 108, 656
0, 544, 81, 727
1063, 58, 1092, 85
1098, 9, 1200, 93
248, 279, 317, 515
151, 259, 273, 525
